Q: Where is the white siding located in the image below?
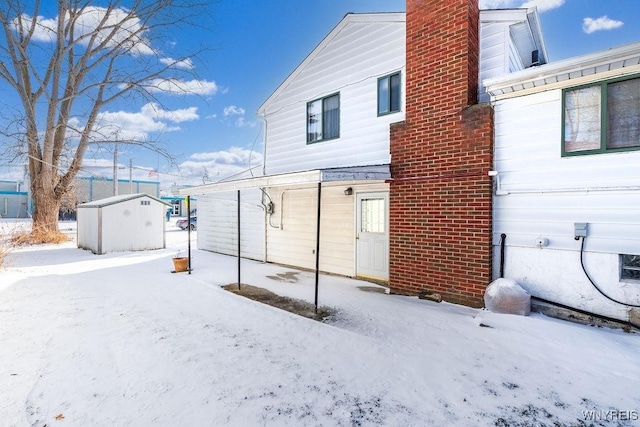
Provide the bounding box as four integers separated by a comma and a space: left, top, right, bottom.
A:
265, 183, 388, 277
479, 22, 525, 102
77, 207, 99, 251
493, 89, 640, 321
261, 19, 405, 175
197, 190, 265, 261
101, 199, 166, 253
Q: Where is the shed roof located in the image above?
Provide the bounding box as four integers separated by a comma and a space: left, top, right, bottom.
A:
78, 193, 171, 209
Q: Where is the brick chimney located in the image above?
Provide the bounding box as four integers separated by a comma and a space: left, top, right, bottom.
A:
388, 0, 493, 306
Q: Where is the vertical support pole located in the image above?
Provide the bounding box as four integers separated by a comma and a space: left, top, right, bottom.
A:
113, 142, 118, 196
129, 159, 133, 194
187, 195, 191, 274
237, 190, 241, 291
314, 182, 322, 313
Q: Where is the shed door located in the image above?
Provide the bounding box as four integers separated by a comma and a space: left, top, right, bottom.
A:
356, 193, 389, 280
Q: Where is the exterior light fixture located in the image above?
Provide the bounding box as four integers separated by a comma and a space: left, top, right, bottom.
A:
344, 187, 353, 196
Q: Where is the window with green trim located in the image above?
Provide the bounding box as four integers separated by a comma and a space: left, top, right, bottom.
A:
563, 75, 640, 155
378, 72, 401, 116
307, 93, 340, 143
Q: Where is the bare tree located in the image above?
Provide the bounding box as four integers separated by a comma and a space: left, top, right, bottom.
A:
0, 0, 210, 238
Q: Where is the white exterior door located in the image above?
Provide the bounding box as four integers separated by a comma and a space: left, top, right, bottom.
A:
356, 192, 389, 280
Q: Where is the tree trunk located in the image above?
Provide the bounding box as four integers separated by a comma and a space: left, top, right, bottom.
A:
30, 173, 61, 236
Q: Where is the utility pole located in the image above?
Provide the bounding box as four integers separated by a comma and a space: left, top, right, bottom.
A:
129, 159, 133, 194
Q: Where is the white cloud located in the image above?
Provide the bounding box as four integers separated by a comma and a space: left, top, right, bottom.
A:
93, 102, 199, 142
222, 105, 256, 128
140, 103, 199, 123
189, 146, 259, 164
224, 106, 245, 116
521, 0, 565, 12
178, 146, 263, 182
13, 6, 154, 55
146, 78, 218, 96
582, 16, 624, 34
479, 0, 515, 9
160, 57, 194, 70
234, 117, 257, 128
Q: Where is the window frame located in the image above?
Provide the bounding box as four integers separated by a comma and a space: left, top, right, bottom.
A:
562, 74, 640, 157
306, 92, 340, 144
377, 71, 402, 116
621, 254, 640, 282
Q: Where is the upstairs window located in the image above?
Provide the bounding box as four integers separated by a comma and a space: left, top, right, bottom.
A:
307, 93, 340, 143
378, 72, 401, 116
563, 75, 640, 155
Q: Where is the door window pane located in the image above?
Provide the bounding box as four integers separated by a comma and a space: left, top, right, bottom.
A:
360, 198, 385, 233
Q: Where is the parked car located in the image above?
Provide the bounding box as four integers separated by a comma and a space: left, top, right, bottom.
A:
176, 216, 197, 230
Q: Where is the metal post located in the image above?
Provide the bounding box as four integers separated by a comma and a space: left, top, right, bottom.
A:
129, 159, 133, 194
314, 182, 321, 313
113, 142, 118, 196
187, 195, 191, 274
237, 190, 241, 291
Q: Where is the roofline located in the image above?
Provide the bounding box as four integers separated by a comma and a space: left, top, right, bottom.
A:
484, 41, 640, 100
78, 192, 171, 208
180, 165, 391, 195
256, 12, 405, 115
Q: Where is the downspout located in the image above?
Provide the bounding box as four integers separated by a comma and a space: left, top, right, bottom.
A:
499, 233, 506, 278
261, 113, 268, 177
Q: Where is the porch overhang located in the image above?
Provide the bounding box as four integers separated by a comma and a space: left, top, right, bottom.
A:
179, 165, 391, 196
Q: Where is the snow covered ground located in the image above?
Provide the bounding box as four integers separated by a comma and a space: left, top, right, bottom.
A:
1, 219, 639, 426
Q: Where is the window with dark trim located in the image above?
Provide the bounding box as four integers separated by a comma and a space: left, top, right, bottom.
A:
307, 93, 340, 143
562, 75, 640, 156
621, 254, 640, 281
378, 72, 401, 116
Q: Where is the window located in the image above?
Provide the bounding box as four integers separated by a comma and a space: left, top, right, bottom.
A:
378, 72, 401, 115
563, 75, 640, 155
307, 93, 340, 143
360, 198, 385, 233
621, 254, 640, 281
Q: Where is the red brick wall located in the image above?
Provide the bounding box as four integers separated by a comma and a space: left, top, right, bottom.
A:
389, 0, 493, 307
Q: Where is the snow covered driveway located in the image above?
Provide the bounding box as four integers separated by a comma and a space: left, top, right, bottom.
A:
1, 222, 639, 426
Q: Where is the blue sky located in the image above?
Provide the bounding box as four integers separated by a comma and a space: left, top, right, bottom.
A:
1, 0, 639, 190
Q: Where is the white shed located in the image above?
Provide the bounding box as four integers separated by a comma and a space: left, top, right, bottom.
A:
77, 193, 170, 254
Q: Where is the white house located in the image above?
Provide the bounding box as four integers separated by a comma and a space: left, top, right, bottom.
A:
185, 7, 547, 287
189, 13, 407, 280
485, 42, 640, 323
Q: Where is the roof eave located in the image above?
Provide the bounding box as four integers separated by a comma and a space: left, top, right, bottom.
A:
484, 41, 640, 100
